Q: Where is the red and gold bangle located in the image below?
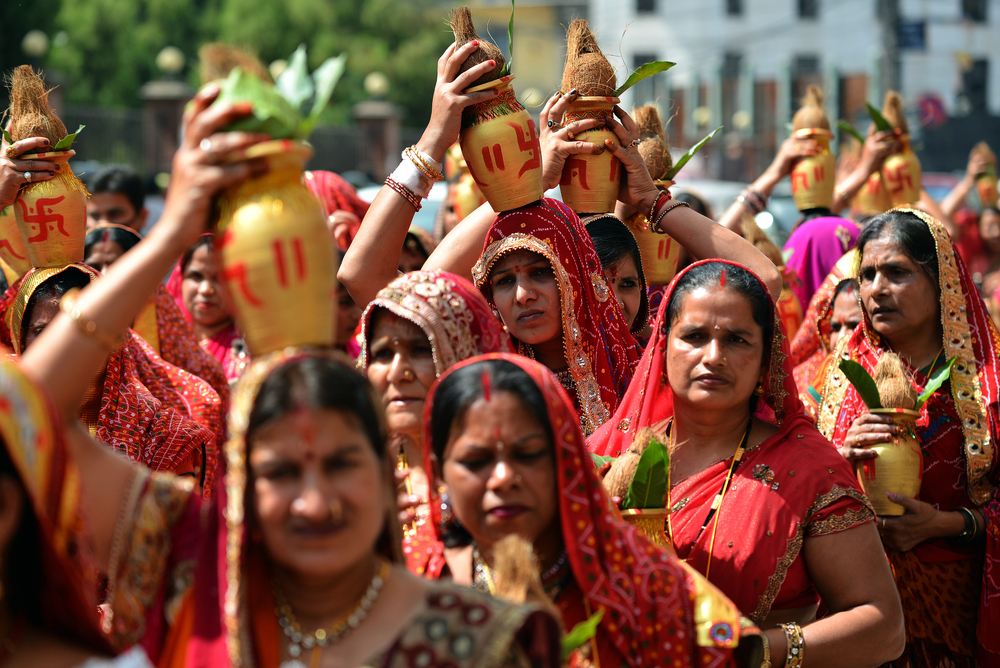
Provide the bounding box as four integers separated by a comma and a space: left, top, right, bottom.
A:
403, 146, 444, 182
385, 177, 423, 211
647, 190, 671, 223
650, 200, 691, 234
779, 623, 804, 668
59, 288, 126, 350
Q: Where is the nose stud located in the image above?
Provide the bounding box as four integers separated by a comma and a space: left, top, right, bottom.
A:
402, 369, 414, 382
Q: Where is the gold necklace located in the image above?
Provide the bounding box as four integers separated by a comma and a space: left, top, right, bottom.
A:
665, 417, 752, 580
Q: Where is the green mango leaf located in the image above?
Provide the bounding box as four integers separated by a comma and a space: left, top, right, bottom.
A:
666, 126, 721, 180
302, 53, 347, 135
53, 124, 85, 151
915, 356, 956, 410
216, 67, 303, 139
615, 61, 675, 97
623, 438, 669, 510
837, 119, 865, 144
865, 102, 894, 132
562, 609, 604, 660
504, 0, 515, 76
590, 453, 615, 469
2, 129, 13, 146
838, 358, 883, 409
276, 44, 314, 112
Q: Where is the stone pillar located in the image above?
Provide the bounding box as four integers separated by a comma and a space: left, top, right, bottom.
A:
353, 100, 402, 182
139, 80, 194, 178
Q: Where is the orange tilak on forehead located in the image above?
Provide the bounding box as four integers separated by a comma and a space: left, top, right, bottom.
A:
291, 407, 318, 459
719, 268, 726, 289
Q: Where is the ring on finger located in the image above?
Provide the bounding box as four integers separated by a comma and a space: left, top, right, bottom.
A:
626, 138, 641, 148
566, 130, 575, 140
23, 171, 32, 183
547, 120, 564, 130
881, 517, 886, 530
854, 434, 861, 446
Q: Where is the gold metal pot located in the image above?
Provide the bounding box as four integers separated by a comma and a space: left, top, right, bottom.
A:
976, 166, 999, 208
881, 135, 922, 207
0, 203, 32, 279
12, 150, 87, 268
625, 208, 681, 286
559, 96, 620, 214
459, 76, 544, 213
857, 408, 923, 516
621, 508, 675, 553
853, 171, 891, 216
790, 128, 835, 210
215, 139, 336, 357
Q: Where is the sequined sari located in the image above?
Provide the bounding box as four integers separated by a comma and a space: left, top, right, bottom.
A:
588, 260, 875, 625
472, 199, 641, 435
815, 210, 1000, 667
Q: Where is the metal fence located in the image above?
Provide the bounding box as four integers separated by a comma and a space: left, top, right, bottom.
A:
60, 104, 422, 185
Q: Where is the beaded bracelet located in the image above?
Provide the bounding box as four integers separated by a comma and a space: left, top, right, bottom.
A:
647, 190, 671, 223
59, 288, 126, 350
951, 507, 980, 545
779, 622, 804, 668
388, 157, 433, 199
385, 176, 422, 211
403, 146, 444, 182
650, 200, 691, 234
737, 187, 768, 215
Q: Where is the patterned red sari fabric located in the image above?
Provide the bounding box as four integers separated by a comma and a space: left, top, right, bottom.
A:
422, 353, 737, 668
129, 332, 222, 493
472, 198, 641, 435
587, 259, 873, 624
153, 285, 230, 404
303, 169, 370, 220
814, 210, 1000, 667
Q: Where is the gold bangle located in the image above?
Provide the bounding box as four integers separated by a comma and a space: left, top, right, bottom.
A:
780, 622, 804, 668
759, 632, 771, 668
59, 288, 126, 351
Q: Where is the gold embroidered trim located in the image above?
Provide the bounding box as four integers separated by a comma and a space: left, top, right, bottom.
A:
473, 233, 609, 434
807, 506, 874, 537
816, 334, 853, 439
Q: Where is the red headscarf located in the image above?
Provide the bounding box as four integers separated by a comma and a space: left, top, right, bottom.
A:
421, 353, 738, 668
303, 170, 370, 220
590, 259, 800, 458
472, 198, 641, 435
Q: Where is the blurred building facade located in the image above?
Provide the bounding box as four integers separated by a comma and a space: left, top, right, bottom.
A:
589, 0, 1000, 180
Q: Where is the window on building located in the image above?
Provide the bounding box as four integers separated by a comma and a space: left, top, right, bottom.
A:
799, 0, 819, 19
727, 0, 743, 16
636, 0, 656, 13
962, 58, 988, 112
791, 55, 822, 114
962, 0, 987, 22
632, 53, 663, 105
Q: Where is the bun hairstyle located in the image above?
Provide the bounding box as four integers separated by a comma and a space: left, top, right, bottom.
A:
633, 105, 673, 181
791, 85, 830, 131
882, 91, 909, 134
450, 7, 506, 88
6, 65, 68, 144
560, 19, 616, 97
198, 43, 273, 84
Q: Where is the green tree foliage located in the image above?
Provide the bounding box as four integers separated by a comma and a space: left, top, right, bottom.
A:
7, 0, 450, 127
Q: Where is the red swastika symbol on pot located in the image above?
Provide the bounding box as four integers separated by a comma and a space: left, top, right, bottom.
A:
16, 196, 69, 242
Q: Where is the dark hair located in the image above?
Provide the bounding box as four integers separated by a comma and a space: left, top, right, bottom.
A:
429, 358, 554, 547
662, 262, 773, 344
832, 277, 859, 302
980, 206, 1000, 221
87, 165, 145, 214
674, 192, 712, 219
247, 356, 387, 456
0, 441, 44, 627
22, 268, 93, 349
794, 207, 833, 227
84, 225, 141, 262
180, 235, 215, 274
857, 210, 938, 284
404, 232, 431, 260
585, 216, 646, 285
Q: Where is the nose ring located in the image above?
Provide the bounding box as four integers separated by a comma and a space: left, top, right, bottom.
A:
402, 368, 414, 382
514, 473, 522, 482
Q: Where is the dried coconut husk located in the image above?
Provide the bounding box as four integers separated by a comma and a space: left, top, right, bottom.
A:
491, 535, 564, 626
602, 427, 654, 501
450, 7, 506, 89
199, 43, 272, 85
792, 85, 831, 131
974, 141, 996, 166
560, 20, 616, 97
633, 105, 673, 180
874, 352, 917, 410
743, 217, 783, 268
6, 65, 67, 145
882, 91, 909, 134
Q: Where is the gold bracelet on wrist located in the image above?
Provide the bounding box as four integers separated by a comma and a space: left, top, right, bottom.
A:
779, 622, 804, 668
59, 288, 126, 351
759, 632, 772, 668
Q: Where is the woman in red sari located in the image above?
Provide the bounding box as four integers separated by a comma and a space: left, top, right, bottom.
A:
589, 259, 904, 667
423, 353, 745, 668
358, 269, 511, 576
815, 209, 1000, 668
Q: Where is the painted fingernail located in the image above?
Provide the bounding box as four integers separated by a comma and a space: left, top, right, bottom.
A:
488, 60, 495, 67
47, 171, 55, 177
471, 40, 479, 47
595, 146, 605, 154
569, 88, 578, 95
42, 139, 50, 145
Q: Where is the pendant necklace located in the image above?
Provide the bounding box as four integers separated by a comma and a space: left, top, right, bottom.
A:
274, 558, 390, 668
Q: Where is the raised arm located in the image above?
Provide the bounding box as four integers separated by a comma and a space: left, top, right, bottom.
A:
715, 136, 820, 236
19, 86, 268, 567
830, 130, 899, 215
939, 148, 991, 233
606, 106, 783, 298
338, 41, 497, 307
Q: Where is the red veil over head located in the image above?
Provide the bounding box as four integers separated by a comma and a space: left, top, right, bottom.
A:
421, 353, 737, 668
471, 198, 641, 435
589, 259, 801, 458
